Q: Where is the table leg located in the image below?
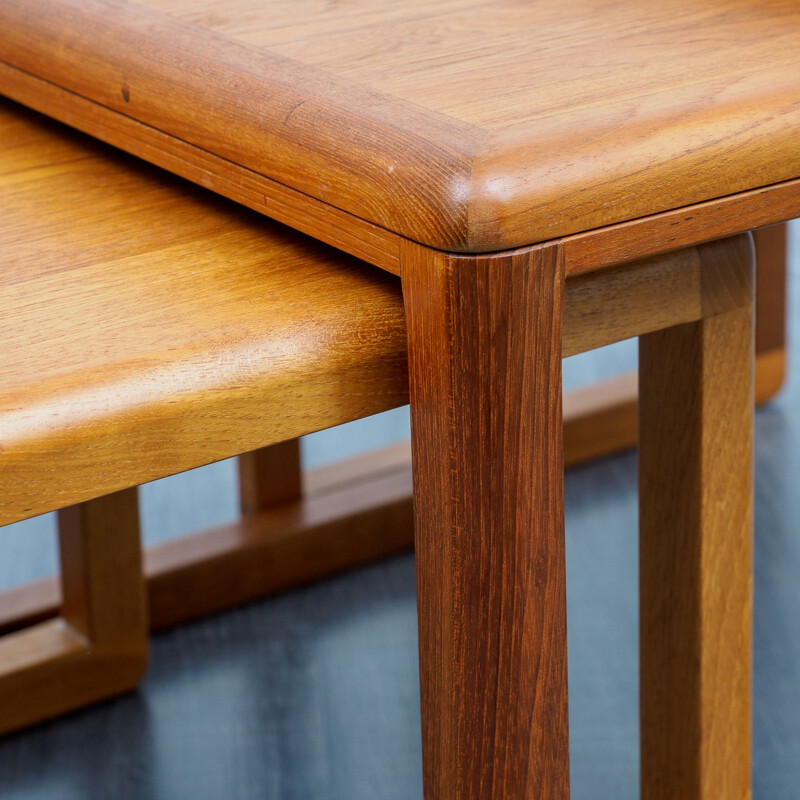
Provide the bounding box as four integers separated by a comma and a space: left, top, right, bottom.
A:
238, 440, 303, 513
402, 241, 570, 799
753, 223, 788, 402
58, 487, 148, 652
0, 487, 147, 734
639, 235, 754, 799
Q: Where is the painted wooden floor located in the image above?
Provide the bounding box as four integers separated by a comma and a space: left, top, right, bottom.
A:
0, 224, 796, 799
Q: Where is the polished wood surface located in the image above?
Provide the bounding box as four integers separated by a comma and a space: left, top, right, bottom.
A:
0, 272, 774, 631
0, 489, 148, 735
558, 222, 789, 464
639, 236, 754, 798
0, 100, 408, 525
5, 97, 770, 528
0, 74, 766, 795
400, 232, 755, 798
2, 0, 799, 253
403, 240, 571, 797
562, 185, 800, 277
0, 443, 414, 637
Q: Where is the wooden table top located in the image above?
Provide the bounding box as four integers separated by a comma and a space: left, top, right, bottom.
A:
0, 99, 407, 524
2, 0, 800, 255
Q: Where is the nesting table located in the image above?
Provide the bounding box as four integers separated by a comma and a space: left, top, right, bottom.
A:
2, 1, 800, 798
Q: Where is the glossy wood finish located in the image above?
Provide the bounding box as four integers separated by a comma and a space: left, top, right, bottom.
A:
0, 260, 770, 630
3, 0, 800, 253
557, 223, 788, 465
639, 236, 755, 799
401, 233, 755, 798
0, 443, 414, 637
0, 68, 405, 275
0, 489, 147, 735
4, 62, 800, 280
0, 100, 408, 526
0, 65, 767, 796
402, 240, 570, 798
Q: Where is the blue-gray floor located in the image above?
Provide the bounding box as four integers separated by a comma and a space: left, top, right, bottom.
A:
0, 223, 797, 799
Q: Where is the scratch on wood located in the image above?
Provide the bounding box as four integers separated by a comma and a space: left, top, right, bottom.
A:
283, 100, 306, 125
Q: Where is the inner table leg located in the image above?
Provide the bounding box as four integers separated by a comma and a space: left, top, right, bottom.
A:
238, 440, 303, 514
401, 241, 569, 800
639, 235, 755, 800
58, 486, 148, 653
0, 487, 147, 735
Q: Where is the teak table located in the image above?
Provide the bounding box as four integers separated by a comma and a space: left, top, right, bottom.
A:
2, 1, 799, 798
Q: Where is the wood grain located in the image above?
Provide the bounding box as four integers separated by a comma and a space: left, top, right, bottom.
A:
0, 293, 776, 634
564, 246, 705, 357
562, 182, 800, 277
5, 93, 767, 529
238, 441, 303, 515
57, 488, 148, 649
0, 443, 415, 636
560, 223, 788, 464
0, 99, 408, 526
147, 452, 414, 630
639, 234, 754, 799
402, 240, 569, 798
0, 488, 148, 735
2, 0, 799, 251
0, 77, 404, 275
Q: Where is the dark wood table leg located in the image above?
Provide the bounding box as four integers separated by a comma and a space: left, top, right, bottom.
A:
753, 223, 788, 402
402, 241, 570, 799
639, 235, 755, 799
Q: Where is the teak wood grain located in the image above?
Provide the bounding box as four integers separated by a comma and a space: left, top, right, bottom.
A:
2, 98, 763, 528
401, 233, 755, 799
2, 0, 799, 255
558, 222, 788, 463
402, 240, 570, 798
0, 443, 416, 637
639, 235, 755, 799
0, 89, 762, 795
0, 99, 408, 525
0, 488, 148, 734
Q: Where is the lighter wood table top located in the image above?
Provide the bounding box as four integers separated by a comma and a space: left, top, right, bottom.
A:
2, 0, 799, 260
0, 100, 407, 525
